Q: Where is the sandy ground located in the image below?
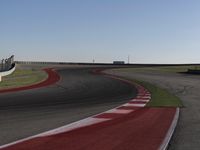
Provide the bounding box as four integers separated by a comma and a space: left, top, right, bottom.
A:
106, 69, 200, 150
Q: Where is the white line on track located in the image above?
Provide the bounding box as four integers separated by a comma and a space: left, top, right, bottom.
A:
105, 109, 133, 114
158, 108, 180, 150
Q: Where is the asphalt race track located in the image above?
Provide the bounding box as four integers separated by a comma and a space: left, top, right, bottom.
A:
0, 67, 137, 145
108, 69, 200, 150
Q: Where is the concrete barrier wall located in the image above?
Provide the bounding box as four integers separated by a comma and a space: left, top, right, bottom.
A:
15, 61, 200, 67
0, 63, 16, 82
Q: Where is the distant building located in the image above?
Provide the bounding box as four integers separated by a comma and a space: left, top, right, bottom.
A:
113, 61, 125, 64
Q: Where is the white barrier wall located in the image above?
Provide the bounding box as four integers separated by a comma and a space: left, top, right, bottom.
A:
0, 64, 16, 82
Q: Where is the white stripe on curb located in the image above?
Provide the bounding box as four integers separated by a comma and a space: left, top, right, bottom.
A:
123, 103, 146, 107
39, 118, 109, 137
105, 109, 133, 114
131, 99, 150, 102
158, 108, 180, 150
0, 117, 110, 149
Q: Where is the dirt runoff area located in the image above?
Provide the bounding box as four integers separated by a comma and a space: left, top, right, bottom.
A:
105, 68, 200, 150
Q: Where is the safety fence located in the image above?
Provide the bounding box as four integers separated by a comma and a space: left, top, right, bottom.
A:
0, 55, 15, 72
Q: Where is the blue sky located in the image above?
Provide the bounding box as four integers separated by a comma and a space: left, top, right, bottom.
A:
1, 0, 200, 63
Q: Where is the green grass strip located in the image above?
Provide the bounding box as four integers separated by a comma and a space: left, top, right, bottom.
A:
0, 68, 48, 89
119, 65, 200, 73
119, 77, 183, 107
135, 80, 183, 107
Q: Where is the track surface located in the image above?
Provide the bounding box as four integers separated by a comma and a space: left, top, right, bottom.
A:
0, 71, 177, 150
1, 108, 176, 150
0, 67, 137, 145
108, 69, 200, 150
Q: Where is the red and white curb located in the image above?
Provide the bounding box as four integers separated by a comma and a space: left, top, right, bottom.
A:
0, 77, 151, 149
0, 74, 179, 150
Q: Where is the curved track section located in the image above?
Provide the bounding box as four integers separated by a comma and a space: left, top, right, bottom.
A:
0, 68, 60, 93
0, 67, 137, 145
107, 69, 200, 150
0, 71, 178, 150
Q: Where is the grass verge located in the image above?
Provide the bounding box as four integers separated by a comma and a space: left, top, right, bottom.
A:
134, 79, 183, 107
114, 76, 183, 107
121, 65, 200, 73
0, 68, 48, 89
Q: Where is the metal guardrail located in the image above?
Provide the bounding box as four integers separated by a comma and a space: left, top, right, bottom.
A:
0, 55, 14, 72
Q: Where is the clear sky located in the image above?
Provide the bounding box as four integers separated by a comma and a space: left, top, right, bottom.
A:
1, 0, 200, 63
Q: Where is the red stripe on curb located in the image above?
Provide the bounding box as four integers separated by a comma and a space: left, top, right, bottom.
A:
0, 108, 176, 150
117, 106, 140, 110
129, 101, 147, 104
135, 97, 150, 100
0, 68, 60, 93
94, 113, 125, 119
